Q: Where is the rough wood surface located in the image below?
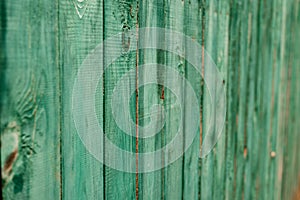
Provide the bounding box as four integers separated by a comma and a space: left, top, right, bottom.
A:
1, 0, 300, 199
0, 0, 61, 199
59, 0, 104, 199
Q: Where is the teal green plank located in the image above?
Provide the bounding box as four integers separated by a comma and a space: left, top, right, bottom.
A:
213, 1, 230, 200
224, 0, 239, 199
1, 0, 61, 199
163, 0, 185, 199
103, 0, 138, 199
138, 0, 164, 199
182, 0, 201, 199
200, 1, 216, 199
59, 0, 104, 199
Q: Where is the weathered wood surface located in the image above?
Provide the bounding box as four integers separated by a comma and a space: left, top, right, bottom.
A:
0, 0, 61, 199
1, 0, 300, 199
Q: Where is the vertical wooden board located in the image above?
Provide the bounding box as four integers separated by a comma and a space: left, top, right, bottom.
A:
291, 2, 300, 196
266, 0, 285, 199
162, 0, 184, 199
103, 0, 137, 199
255, 0, 275, 199
243, 1, 258, 199
196, 0, 230, 199
296, 0, 300, 186
0, 0, 60, 199
212, 1, 230, 200
200, 0, 217, 199
295, 7, 300, 195
289, 20, 299, 197
274, 0, 288, 199
59, 0, 104, 199
234, 1, 249, 200
182, 0, 201, 199
138, 0, 164, 199
224, 1, 239, 199
281, 1, 300, 198
280, 0, 296, 198
254, 1, 265, 197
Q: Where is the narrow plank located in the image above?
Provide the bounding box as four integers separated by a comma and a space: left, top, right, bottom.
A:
234, 1, 249, 199
281, 1, 299, 198
200, 1, 217, 199
162, 0, 185, 199
243, 1, 259, 199
212, 1, 230, 200
182, 0, 201, 199
1, 0, 60, 199
267, 0, 285, 199
59, 0, 104, 199
138, 0, 165, 199
224, 0, 240, 199
103, 0, 138, 199
255, 1, 276, 199
280, 0, 296, 198
274, 0, 288, 199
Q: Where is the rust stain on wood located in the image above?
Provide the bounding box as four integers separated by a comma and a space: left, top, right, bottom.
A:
3, 149, 18, 175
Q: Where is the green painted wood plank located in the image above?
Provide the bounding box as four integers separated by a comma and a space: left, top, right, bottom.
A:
280, 0, 296, 199
182, 0, 201, 199
267, 0, 286, 199
103, 0, 138, 199
59, 0, 104, 199
162, 0, 185, 199
254, 1, 277, 199
1, 0, 61, 199
224, 1, 239, 199
138, 0, 165, 199
212, 1, 230, 200
234, 1, 249, 199
200, 1, 217, 199
274, 0, 289, 199
244, 1, 259, 199
281, 1, 300, 198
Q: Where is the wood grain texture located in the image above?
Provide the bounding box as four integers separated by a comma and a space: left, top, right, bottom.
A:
59, 0, 104, 199
1, 0, 300, 199
103, 0, 138, 199
0, 0, 61, 199
138, 1, 165, 199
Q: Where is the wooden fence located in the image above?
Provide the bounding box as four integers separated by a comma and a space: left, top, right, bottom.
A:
1, 0, 300, 199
